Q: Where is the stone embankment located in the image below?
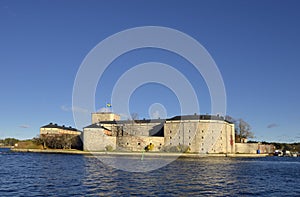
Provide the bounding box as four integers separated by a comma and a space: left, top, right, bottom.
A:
11, 148, 269, 158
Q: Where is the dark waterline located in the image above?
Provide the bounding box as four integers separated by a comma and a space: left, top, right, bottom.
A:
0, 148, 299, 196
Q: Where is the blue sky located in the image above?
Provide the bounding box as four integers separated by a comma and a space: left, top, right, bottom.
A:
0, 0, 300, 142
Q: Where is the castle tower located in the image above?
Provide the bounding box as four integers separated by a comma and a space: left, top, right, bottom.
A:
91, 112, 120, 124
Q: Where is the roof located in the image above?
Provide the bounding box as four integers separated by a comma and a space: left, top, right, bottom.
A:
83, 114, 232, 128
98, 119, 166, 125
167, 114, 227, 122
83, 118, 165, 129
84, 123, 111, 130
41, 123, 82, 132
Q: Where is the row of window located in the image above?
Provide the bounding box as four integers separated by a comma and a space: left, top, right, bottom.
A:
169, 136, 223, 140
168, 142, 223, 148
170, 130, 223, 133
122, 142, 163, 146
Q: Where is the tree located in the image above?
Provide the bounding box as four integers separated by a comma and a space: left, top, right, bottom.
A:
225, 116, 254, 142
237, 119, 254, 142
131, 113, 139, 121
33, 134, 82, 150
1, 138, 19, 146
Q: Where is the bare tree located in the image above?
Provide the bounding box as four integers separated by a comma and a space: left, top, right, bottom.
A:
225, 116, 254, 142
237, 119, 254, 142
131, 113, 139, 121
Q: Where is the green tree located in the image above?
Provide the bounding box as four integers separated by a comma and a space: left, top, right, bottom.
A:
2, 138, 19, 146
33, 134, 82, 150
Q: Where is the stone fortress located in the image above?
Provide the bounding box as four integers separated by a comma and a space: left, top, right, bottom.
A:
83, 112, 237, 154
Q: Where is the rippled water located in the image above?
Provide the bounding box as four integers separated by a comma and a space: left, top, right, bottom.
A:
0, 148, 299, 196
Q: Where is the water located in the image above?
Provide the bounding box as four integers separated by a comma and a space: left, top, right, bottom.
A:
0, 148, 299, 196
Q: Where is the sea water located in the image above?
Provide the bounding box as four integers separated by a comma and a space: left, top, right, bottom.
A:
0, 148, 299, 196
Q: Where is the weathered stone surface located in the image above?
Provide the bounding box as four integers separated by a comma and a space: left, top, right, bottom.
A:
164, 120, 235, 153
116, 136, 164, 152
83, 128, 116, 151
235, 143, 274, 154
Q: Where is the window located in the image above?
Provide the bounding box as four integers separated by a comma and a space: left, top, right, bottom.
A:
189, 143, 191, 146
126, 143, 129, 145
202, 136, 204, 139
170, 136, 172, 139
202, 130, 204, 133
170, 130, 172, 133
138, 142, 141, 145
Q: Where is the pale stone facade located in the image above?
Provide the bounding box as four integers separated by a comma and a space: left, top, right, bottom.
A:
235, 143, 274, 154
116, 136, 164, 152
83, 127, 116, 151
164, 118, 235, 153
83, 113, 236, 154
91, 112, 120, 124
40, 123, 81, 136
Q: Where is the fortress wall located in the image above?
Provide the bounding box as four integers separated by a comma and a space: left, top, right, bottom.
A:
164, 120, 235, 153
235, 143, 259, 154
116, 136, 164, 152
83, 128, 116, 151
235, 143, 274, 154
258, 144, 275, 153
117, 122, 164, 136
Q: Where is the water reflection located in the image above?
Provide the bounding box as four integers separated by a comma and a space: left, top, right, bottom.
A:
83, 156, 240, 196
90, 154, 176, 172
83, 156, 300, 196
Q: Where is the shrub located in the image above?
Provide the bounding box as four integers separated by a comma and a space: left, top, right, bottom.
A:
105, 145, 114, 152
144, 143, 155, 152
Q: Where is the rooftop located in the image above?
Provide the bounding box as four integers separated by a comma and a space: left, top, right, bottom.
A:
84, 114, 232, 128
167, 114, 226, 121
41, 123, 82, 132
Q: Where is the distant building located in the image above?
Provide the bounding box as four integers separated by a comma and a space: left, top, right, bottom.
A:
40, 123, 81, 136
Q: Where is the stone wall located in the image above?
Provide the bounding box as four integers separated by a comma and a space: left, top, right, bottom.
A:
83, 127, 164, 152
235, 143, 274, 154
116, 136, 164, 152
83, 128, 116, 151
119, 122, 164, 136
101, 122, 164, 137
40, 127, 81, 135
164, 120, 235, 153
91, 112, 120, 124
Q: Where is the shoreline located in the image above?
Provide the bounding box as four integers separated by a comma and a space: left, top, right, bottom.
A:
10, 148, 269, 158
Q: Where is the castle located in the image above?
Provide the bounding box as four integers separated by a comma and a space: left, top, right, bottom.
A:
83, 112, 236, 154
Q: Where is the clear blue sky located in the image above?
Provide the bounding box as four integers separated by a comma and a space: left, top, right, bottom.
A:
0, 0, 300, 142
